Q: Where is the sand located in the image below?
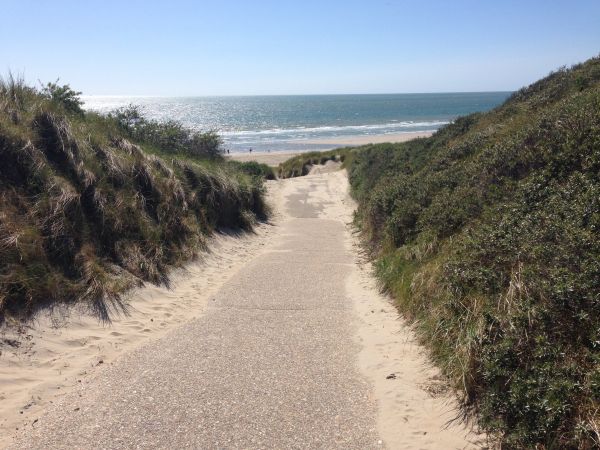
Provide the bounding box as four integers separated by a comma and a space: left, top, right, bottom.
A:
227, 151, 301, 166
302, 131, 433, 146
2, 165, 483, 449
0, 227, 278, 448
300, 167, 484, 448
226, 131, 433, 166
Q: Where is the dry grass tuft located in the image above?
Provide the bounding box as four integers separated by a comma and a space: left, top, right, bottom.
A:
0, 78, 269, 323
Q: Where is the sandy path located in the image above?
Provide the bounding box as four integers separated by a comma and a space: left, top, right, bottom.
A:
0, 228, 278, 447
6, 169, 482, 449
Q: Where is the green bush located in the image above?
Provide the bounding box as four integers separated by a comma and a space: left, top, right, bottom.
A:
228, 160, 276, 180
41, 80, 84, 115
110, 104, 223, 159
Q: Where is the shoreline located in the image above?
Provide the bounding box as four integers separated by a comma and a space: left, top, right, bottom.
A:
226, 131, 433, 165
302, 130, 433, 145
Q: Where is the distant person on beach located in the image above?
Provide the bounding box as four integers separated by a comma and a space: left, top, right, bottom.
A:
227, 149, 230, 154
249, 148, 253, 153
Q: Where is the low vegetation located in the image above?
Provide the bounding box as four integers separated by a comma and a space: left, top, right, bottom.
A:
343, 56, 600, 447
228, 160, 276, 180
0, 75, 269, 322
277, 148, 352, 178
108, 104, 223, 159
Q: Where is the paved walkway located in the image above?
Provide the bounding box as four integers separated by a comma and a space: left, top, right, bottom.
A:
11, 171, 381, 449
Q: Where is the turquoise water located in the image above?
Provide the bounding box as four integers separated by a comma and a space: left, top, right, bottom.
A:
83, 93, 510, 153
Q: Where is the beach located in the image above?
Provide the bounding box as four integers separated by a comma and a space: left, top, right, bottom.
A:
3, 1, 595, 445
83, 92, 508, 154
302, 131, 433, 146
227, 131, 433, 165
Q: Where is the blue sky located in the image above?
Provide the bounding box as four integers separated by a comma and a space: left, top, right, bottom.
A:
1, 0, 599, 95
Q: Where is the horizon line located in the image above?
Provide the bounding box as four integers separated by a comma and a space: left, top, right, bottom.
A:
82, 90, 515, 98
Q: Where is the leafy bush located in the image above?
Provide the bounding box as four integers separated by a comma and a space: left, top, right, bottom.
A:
41, 80, 84, 115
348, 55, 600, 447
110, 104, 223, 159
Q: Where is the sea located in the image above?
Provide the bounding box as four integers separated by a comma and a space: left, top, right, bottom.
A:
83, 93, 511, 154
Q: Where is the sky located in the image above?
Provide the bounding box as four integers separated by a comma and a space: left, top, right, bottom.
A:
1, 0, 599, 96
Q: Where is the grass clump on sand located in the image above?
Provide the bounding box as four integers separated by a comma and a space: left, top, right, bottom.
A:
344, 56, 600, 447
0, 75, 269, 323
228, 160, 276, 180
277, 148, 353, 178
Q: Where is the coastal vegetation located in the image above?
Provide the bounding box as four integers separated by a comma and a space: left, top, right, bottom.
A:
229, 160, 276, 180
277, 149, 349, 178
349, 57, 600, 447
282, 56, 600, 447
0, 76, 270, 322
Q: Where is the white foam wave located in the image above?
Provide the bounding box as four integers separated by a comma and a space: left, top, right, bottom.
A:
220, 121, 449, 138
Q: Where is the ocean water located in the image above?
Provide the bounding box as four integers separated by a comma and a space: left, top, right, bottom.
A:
83, 93, 510, 153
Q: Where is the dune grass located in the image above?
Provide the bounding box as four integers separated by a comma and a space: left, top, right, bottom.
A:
276, 148, 354, 178
0, 76, 269, 323
341, 56, 600, 447
228, 159, 276, 180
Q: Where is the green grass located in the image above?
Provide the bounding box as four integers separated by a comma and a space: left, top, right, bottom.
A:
0, 76, 269, 323
227, 159, 276, 180
343, 55, 600, 448
276, 148, 354, 178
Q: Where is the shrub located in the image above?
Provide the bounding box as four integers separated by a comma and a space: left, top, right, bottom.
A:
228, 160, 276, 180
40, 80, 83, 115
110, 104, 224, 159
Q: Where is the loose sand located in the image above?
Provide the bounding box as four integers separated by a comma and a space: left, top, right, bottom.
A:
227, 151, 301, 166
302, 131, 433, 146
226, 131, 433, 166
0, 228, 278, 448
3, 165, 483, 449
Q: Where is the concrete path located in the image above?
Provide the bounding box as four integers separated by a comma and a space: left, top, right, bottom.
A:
9, 169, 481, 449
10, 171, 379, 449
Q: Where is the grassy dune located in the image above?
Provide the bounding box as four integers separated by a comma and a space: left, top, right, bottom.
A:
0, 77, 270, 322
276, 149, 352, 178
281, 56, 600, 447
